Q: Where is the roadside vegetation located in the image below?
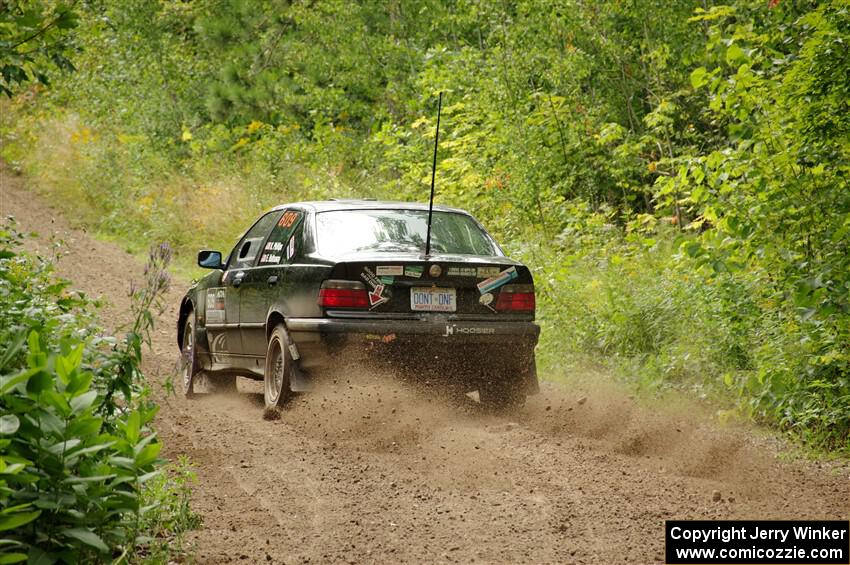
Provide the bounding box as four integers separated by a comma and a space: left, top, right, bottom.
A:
0, 223, 199, 562
1, 0, 847, 452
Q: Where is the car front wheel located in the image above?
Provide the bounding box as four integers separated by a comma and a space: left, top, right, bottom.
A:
264, 325, 293, 409
182, 310, 237, 397
181, 313, 197, 399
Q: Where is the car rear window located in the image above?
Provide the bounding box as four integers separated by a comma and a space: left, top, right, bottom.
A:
315, 209, 499, 256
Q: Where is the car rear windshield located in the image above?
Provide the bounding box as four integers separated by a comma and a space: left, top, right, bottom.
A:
315, 209, 500, 256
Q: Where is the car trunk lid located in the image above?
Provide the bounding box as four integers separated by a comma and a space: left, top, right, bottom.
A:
322, 252, 534, 319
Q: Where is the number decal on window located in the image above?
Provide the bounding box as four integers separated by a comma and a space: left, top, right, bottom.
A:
279, 211, 299, 228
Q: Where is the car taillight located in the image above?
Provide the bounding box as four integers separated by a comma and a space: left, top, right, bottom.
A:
318, 280, 370, 308
495, 284, 535, 312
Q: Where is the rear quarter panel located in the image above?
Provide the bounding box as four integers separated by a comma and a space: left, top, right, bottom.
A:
268, 260, 334, 322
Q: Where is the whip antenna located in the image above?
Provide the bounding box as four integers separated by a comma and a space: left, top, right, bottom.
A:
424, 91, 442, 257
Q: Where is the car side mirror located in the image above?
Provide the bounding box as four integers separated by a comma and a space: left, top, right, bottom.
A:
198, 250, 223, 270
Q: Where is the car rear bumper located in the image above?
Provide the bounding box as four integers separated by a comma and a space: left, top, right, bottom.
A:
286, 317, 540, 392
286, 317, 540, 341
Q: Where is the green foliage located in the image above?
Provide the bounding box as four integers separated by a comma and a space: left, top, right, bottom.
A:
679, 1, 850, 450
1, 0, 848, 451
0, 225, 198, 561
0, 0, 79, 96
135, 457, 201, 562
1, 333, 161, 561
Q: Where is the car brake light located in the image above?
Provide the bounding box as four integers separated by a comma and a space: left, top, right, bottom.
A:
495, 284, 535, 312
318, 280, 370, 308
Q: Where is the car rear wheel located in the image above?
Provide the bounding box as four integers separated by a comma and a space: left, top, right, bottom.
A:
264, 325, 293, 409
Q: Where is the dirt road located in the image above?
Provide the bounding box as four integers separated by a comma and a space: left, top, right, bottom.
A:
2, 169, 848, 564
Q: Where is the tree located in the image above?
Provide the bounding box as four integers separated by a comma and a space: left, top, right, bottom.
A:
0, 0, 79, 96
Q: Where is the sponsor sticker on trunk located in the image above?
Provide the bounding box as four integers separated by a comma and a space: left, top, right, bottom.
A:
368, 284, 389, 307
361, 266, 381, 289
361, 267, 390, 308
404, 265, 424, 278
477, 266, 517, 294
376, 265, 403, 276
477, 266, 501, 278
480, 292, 496, 312
447, 267, 477, 277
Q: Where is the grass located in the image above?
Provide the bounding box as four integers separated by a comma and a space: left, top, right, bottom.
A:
135, 458, 202, 564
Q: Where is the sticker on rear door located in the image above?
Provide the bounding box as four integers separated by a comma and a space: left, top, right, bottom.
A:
477, 267, 517, 294
261, 240, 283, 261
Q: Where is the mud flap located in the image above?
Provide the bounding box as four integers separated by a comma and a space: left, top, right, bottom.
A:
289, 362, 313, 392
284, 338, 313, 392
523, 356, 540, 395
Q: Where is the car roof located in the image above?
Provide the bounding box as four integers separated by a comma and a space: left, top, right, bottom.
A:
270, 199, 473, 215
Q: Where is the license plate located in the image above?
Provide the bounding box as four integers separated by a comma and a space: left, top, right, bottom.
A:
410, 287, 456, 312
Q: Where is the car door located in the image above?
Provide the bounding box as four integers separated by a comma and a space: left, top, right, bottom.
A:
218, 210, 282, 364
240, 209, 304, 357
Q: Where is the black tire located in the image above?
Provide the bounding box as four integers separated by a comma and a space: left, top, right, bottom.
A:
264, 325, 293, 409
182, 310, 236, 397
478, 379, 526, 412
181, 313, 198, 399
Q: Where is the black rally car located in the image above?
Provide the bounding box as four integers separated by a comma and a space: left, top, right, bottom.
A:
178, 200, 540, 409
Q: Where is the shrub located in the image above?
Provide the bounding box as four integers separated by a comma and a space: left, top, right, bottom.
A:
0, 223, 197, 562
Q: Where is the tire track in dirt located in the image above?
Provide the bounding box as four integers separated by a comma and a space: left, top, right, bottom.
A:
2, 167, 848, 564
